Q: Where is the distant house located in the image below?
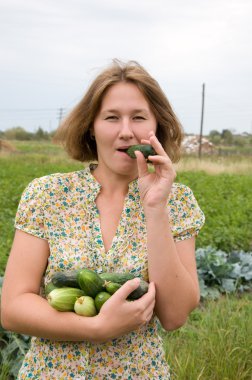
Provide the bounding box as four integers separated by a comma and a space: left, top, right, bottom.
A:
182, 135, 215, 154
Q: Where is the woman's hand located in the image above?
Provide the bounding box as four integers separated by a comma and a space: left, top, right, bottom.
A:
93, 278, 156, 343
135, 131, 176, 209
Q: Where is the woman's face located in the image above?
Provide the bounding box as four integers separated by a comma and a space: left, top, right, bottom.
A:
93, 81, 157, 178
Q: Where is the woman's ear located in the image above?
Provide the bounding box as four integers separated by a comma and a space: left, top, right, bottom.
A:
89, 128, 95, 140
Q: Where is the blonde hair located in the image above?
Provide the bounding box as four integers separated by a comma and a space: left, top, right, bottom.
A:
54, 59, 183, 162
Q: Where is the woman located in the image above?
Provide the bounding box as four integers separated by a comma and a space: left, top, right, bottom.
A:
1, 60, 205, 379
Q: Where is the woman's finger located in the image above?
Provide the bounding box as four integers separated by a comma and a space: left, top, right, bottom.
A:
141, 298, 156, 325
141, 132, 168, 158
113, 278, 141, 301
144, 310, 154, 324
135, 151, 149, 178
135, 282, 156, 309
149, 134, 167, 157
147, 155, 171, 166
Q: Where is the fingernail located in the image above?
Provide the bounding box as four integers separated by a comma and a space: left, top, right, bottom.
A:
134, 278, 141, 285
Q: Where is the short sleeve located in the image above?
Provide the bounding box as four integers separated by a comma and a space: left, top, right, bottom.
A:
15, 178, 47, 240
168, 183, 205, 242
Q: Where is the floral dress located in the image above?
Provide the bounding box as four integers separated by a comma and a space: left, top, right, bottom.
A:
15, 166, 205, 379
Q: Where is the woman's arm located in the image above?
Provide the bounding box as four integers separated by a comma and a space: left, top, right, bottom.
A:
1, 230, 155, 343
136, 132, 200, 331
145, 207, 200, 331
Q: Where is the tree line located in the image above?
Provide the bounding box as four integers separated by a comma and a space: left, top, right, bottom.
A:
0, 126, 251, 147
208, 129, 252, 147
0, 127, 55, 141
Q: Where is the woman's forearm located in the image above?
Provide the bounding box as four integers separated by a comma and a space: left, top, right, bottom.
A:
1, 279, 156, 344
145, 206, 200, 330
1, 293, 100, 342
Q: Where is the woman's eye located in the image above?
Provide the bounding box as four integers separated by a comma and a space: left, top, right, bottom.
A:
134, 116, 146, 120
105, 116, 118, 120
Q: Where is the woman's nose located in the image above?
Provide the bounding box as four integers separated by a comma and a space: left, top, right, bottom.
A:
118, 119, 134, 139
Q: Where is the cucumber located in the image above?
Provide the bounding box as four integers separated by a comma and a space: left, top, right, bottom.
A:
51, 270, 80, 288
105, 282, 122, 295
94, 291, 111, 312
100, 272, 135, 284
128, 279, 149, 300
126, 144, 156, 159
74, 296, 97, 317
47, 287, 85, 311
77, 269, 104, 298
45, 281, 58, 296
50, 269, 149, 300
100, 272, 149, 300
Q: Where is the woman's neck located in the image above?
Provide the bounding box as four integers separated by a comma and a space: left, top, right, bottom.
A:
92, 165, 137, 197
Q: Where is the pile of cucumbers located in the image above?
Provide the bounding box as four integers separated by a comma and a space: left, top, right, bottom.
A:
46, 269, 149, 317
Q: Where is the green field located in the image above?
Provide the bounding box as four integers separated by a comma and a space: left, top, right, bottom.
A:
0, 140, 252, 379
1, 141, 252, 273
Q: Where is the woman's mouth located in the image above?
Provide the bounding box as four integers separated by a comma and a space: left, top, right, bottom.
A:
116, 147, 134, 158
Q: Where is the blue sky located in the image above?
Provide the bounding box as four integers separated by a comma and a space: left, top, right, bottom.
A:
0, 0, 251, 135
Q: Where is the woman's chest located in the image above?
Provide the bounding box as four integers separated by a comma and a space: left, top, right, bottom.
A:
44, 198, 149, 282
95, 193, 126, 253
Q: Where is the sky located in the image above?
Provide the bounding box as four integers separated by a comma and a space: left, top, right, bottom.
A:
0, 0, 252, 135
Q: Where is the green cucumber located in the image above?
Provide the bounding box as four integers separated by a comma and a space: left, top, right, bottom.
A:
128, 279, 149, 300
100, 272, 135, 284
49, 269, 149, 300
74, 296, 97, 317
94, 291, 111, 312
77, 269, 104, 298
126, 144, 156, 159
47, 287, 85, 311
45, 281, 58, 296
100, 272, 149, 300
51, 270, 81, 288
105, 282, 122, 295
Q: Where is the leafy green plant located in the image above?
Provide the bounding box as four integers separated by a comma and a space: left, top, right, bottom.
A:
0, 278, 30, 379
196, 246, 252, 299
0, 327, 30, 380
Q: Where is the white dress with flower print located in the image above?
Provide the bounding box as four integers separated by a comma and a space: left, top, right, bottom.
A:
15, 166, 205, 379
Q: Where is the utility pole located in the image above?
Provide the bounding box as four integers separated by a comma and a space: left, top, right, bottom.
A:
198, 83, 205, 159
57, 107, 65, 127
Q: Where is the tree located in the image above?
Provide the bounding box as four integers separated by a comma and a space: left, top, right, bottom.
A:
209, 130, 221, 145
3, 127, 33, 140
221, 129, 233, 145
34, 127, 49, 140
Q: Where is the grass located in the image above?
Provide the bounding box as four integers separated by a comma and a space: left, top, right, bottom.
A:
175, 154, 252, 175
2, 139, 252, 175
161, 293, 252, 380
